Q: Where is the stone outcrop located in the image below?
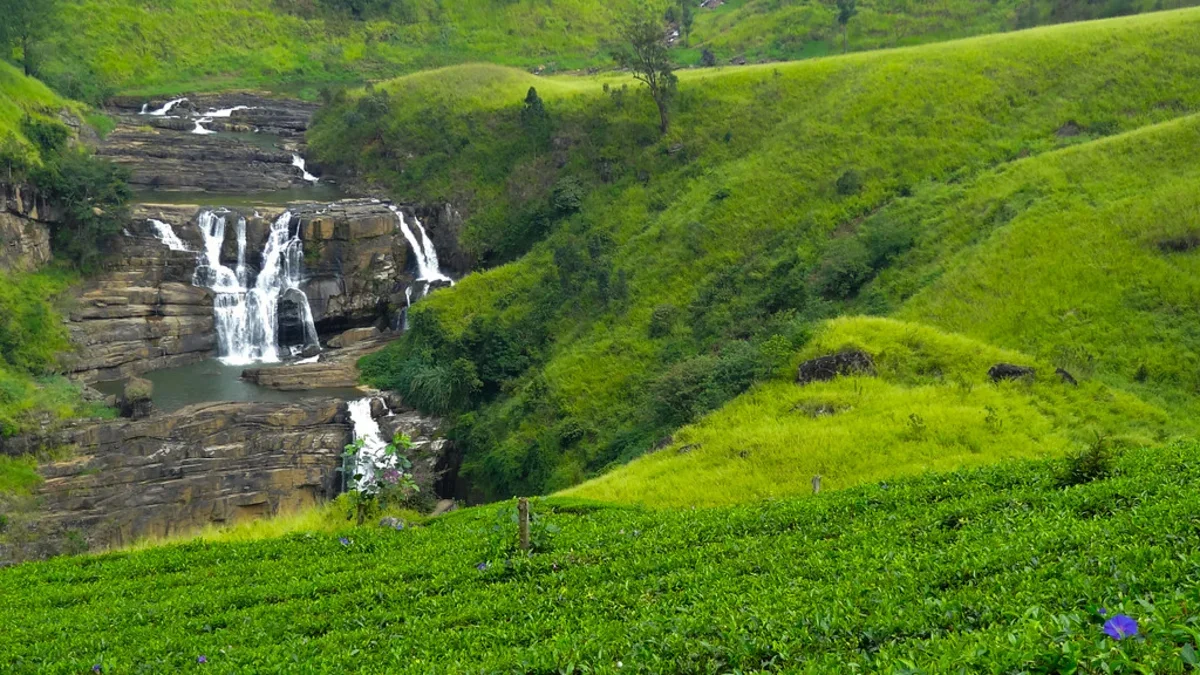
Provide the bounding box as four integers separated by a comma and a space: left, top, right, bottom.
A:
0, 399, 351, 560
242, 336, 392, 391
797, 350, 876, 385
61, 212, 215, 382
98, 94, 322, 193
0, 182, 56, 272
377, 404, 459, 503
988, 363, 1036, 382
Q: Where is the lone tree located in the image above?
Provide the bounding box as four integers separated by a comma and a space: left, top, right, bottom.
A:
612, 12, 678, 134
836, 0, 857, 54
0, 0, 60, 76
679, 1, 695, 46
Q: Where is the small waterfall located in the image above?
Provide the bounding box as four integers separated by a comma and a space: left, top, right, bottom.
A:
346, 397, 396, 491
388, 205, 452, 292
145, 97, 188, 116
191, 118, 216, 135
203, 105, 252, 117
147, 219, 191, 251
191, 210, 319, 365
292, 155, 319, 183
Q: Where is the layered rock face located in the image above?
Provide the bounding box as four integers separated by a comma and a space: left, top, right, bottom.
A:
98, 94, 322, 193
0, 399, 351, 560
242, 335, 391, 391
62, 208, 215, 382
0, 182, 55, 273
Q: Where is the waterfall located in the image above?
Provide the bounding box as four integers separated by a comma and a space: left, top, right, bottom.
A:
203, 105, 251, 117
145, 97, 188, 116
191, 118, 216, 135
346, 397, 396, 491
292, 155, 319, 183
388, 205, 452, 292
191, 210, 319, 365
147, 219, 191, 251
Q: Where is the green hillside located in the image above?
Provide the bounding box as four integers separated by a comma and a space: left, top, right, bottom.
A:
5, 442, 1200, 672
32, 0, 1200, 101
568, 110, 1200, 507
323, 9, 1200, 501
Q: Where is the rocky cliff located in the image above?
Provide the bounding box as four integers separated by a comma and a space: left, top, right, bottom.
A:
0, 182, 55, 273
61, 206, 216, 382
0, 399, 352, 560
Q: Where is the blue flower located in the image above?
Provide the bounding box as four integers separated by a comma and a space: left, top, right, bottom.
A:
476, 562, 489, 571
338, 537, 351, 547
197, 655, 208, 664
92, 666, 102, 673
1099, 607, 1107, 615
1103, 614, 1138, 640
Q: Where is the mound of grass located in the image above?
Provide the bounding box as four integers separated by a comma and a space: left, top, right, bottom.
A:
340, 9, 1200, 500
0, 60, 79, 166
5, 442, 1200, 671
563, 317, 1170, 507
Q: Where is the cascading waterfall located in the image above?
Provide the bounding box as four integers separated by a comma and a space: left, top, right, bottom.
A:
191, 210, 319, 365
202, 105, 252, 117
292, 154, 319, 183
145, 97, 188, 116
387, 205, 455, 330
346, 398, 388, 490
147, 219, 191, 252
191, 118, 216, 135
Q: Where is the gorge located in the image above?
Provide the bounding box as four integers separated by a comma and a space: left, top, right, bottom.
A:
0, 94, 467, 561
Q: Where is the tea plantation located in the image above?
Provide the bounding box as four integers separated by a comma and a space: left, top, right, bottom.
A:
4, 442, 1200, 673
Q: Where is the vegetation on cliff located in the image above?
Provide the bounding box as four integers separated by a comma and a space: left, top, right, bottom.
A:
320, 9, 1200, 500
5, 441, 1200, 671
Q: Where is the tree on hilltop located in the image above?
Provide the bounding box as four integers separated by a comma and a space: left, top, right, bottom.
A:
612, 10, 678, 135
836, 0, 858, 54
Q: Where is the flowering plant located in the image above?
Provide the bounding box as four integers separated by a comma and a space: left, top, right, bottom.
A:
341, 432, 420, 524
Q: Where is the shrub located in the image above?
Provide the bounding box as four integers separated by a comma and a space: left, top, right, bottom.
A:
836, 169, 863, 196
1059, 434, 1115, 487
814, 238, 874, 300
648, 304, 678, 338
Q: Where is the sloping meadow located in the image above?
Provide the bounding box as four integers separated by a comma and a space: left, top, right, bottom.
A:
332, 9, 1200, 499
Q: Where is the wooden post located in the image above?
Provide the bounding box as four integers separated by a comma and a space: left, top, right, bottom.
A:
517, 497, 531, 552
812, 475, 822, 495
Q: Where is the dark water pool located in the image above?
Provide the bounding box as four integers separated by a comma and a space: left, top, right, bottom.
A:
95, 359, 364, 412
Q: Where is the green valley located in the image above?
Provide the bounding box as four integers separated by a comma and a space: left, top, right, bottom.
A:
2, 0, 1200, 671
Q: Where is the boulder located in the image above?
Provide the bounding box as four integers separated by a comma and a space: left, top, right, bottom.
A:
988, 363, 1036, 382
329, 326, 380, 349
797, 351, 876, 385
120, 377, 155, 420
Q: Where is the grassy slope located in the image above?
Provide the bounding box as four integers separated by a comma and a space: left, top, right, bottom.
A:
38, 0, 1199, 99
337, 9, 1200, 500
567, 110, 1200, 507
0, 61, 77, 159
5, 442, 1200, 671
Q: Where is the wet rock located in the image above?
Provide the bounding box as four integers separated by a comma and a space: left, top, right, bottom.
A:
242, 336, 391, 391
369, 397, 387, 420
430, 499, 457, 518
988, 363, 1036, 382
797, 350, 876, 385
329, 326, 380, 349
0, 182, 55, 273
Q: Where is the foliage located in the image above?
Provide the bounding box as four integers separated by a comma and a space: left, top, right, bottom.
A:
611, 9, 678, 133
0, 0, 60, 76
340, 433, 420, 524
336, 11, 1200, 500
8, 442, 1200, 671
29, 149, 132, 271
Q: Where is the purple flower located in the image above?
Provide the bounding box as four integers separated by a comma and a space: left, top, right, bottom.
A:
1099, 607, 1108, 616
476, 562, 488, 571
382, 468, 401, 485
92, 666, 102, 673
338, 537, 351, 547
1103, 614, 1139, 640
197, 655, 208, 664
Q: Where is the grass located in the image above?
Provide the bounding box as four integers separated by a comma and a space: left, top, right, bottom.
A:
5, 442, 1200, 671
335, 8, 1200, 501
562, 317, 1170, 508
0, 60, 79, 162
32, 0, 1200, 101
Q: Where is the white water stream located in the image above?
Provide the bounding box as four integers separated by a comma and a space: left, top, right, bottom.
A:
144, 97, 188, 116
292, 154, 320, 183
191, 210, 319, 365
147, 219, 191, 251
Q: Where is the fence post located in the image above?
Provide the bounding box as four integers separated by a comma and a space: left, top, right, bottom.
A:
518, 497, 531, 551
812, 475, 822, 495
